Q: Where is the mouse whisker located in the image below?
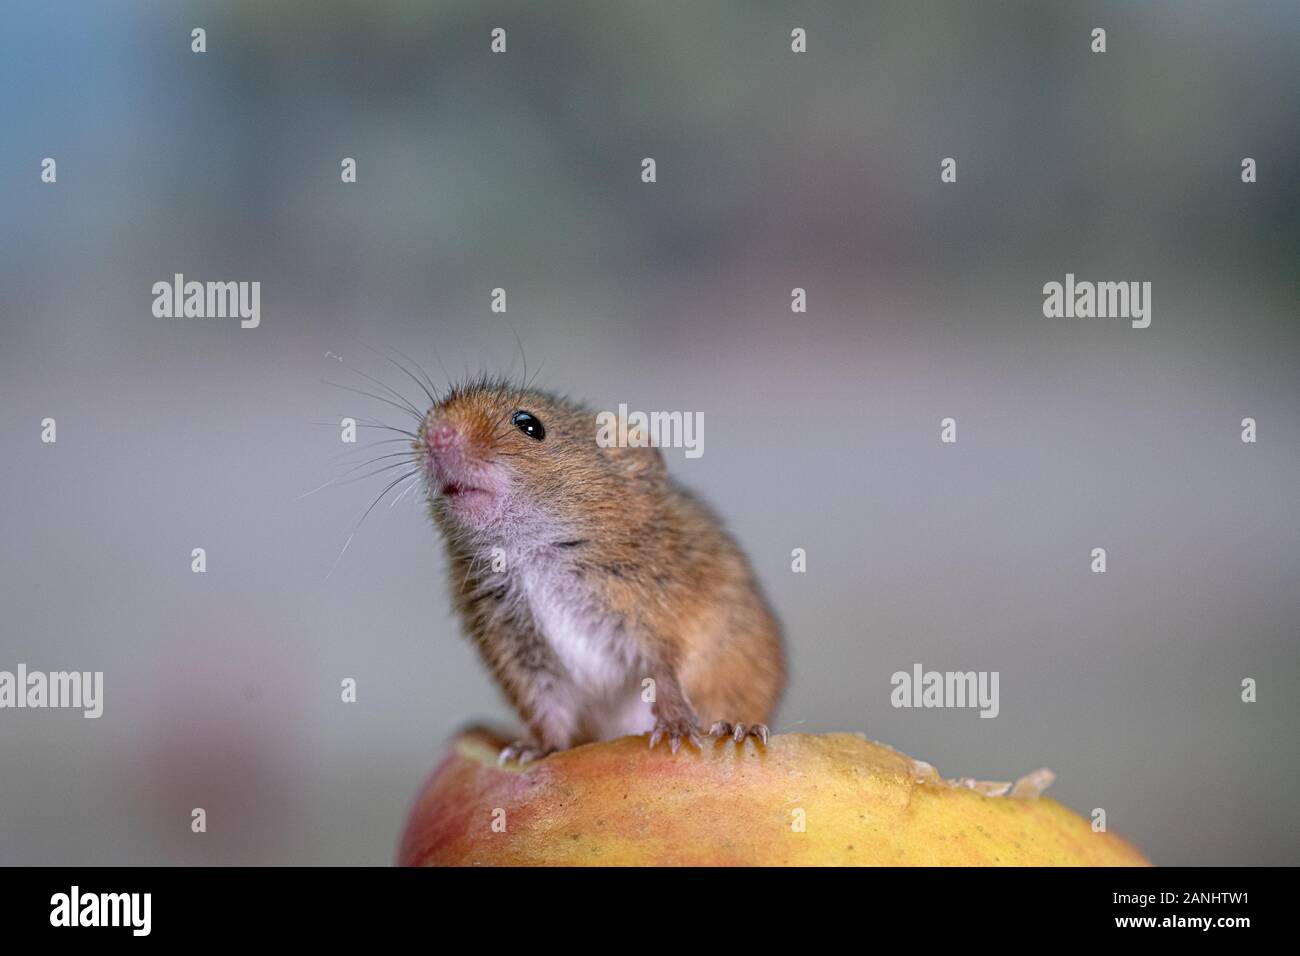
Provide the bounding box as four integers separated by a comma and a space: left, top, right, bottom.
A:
302, 458, 419, 500
324, 436, 418, 465
332, 356, 425, 421
334, 458, 423, 486
323, 380, 425, 424
330, 449, 421, 475
507, 322, 528, 417
295, 475, 345, 501
350, 468, 422, 530
457, 545, 498, 596
352, 338, 444, 411
399, 350, 448, 408
523, 358, 545, 394
388, 473, 424, 510
340, 418, 421, 440
323, 465, 417, 582
385, 338, 452, 403
322, 529, 356, 583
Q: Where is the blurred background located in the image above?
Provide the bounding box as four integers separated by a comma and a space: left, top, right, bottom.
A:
1, 0, 1297, 865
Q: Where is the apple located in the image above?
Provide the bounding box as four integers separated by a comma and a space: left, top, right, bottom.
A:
398, 727, 1149, 866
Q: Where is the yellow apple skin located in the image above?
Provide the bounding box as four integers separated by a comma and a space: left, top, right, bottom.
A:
398, 728, 1150, 866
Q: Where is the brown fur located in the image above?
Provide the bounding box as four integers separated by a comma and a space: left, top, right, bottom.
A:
419, 378, 785, 752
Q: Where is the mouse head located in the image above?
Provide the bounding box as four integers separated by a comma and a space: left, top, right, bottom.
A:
419, 377, 664, 540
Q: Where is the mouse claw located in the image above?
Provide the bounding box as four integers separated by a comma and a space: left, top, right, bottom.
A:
708, 721, 770, 746
498, 741, 552, 765
649, 717, 701, 753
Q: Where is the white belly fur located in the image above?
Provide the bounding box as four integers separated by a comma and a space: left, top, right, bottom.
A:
515, 563, 653, 740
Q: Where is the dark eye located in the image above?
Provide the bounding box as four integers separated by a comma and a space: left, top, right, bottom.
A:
511, 410, 545, 441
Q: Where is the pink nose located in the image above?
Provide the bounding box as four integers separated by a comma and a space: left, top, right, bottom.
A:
427, 422, 460, 451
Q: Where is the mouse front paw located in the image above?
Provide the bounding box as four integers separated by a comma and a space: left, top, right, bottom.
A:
497, 740, 555, 765
648, 716, 702, 753
706, 721, 770, 745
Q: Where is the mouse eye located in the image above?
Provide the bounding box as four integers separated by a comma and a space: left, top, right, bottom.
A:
511, 410, 545, 441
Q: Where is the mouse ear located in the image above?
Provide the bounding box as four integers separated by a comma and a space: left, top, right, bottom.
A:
597, 414, 666, 478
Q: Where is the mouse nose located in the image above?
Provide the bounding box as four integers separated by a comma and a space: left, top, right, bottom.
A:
427, 421, 461, 452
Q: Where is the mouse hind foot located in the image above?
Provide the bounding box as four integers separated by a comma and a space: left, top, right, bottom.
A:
497, 740, 557, 765
706, 721, 769, 745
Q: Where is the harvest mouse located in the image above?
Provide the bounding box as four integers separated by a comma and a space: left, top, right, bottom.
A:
417, 377, 785, 762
